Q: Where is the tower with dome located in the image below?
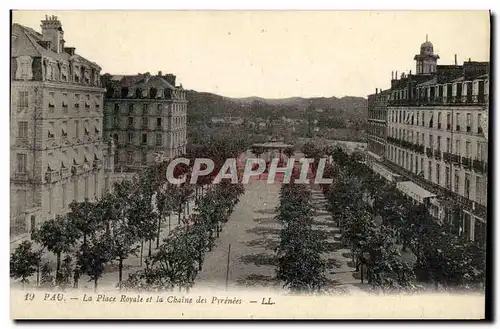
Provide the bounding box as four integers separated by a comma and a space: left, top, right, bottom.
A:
413, 35, 440, 74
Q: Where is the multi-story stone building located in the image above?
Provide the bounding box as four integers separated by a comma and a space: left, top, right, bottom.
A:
101, 72, 188, 171
11, 16, 115, 235
367, 38, 489, 244
367, 88, 390, 162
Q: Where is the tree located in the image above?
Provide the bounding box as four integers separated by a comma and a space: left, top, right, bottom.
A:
76, 234, 113, 292
10, 241, 40, 288
275, 184, 327, 293
31, 214, 80, 285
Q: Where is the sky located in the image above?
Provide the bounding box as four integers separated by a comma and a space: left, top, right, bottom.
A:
12, 10, 490, 99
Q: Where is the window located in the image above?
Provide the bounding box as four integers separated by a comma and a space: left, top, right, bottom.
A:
420, 158, 424, 175
114, 103, 120, 114
410, 154, 413, 172
466, 113, 472, 132
18, 121, 28, 138
454, 172, 459, 192
445, 166, 450, 189
416, 112, 419, 125
18, 91, 28, 108
155, 133, 162, 146
128, 104, 134, 114
456, 140, 461, 156
428, 160, 432, 180
415, 155, 419, 173
447, 113, 451, 130
128, 132, 134, 144
141, 151, 147, 164
476, 176, 483, 204
437, 112, 442, 129
128, 117, 134, 126
48, 122, 55, 139
127, 151, 133, 163
142, 133, 147, 144
465, 141, 471, 158
142, 104, 148, 116
62, 121, 68, 138
62, 183, 67, 208
446, 138, 451, 153
142, 116, 148, 127
421, 112, 425, 126
437, 136, 441, 152
436, 163, 440, 184
157, 104, 162, 114
478, 114, 482, 134
75, 120, 80, 138
464, 173, 470, 199
477, 142, 484, 160
456, 113, 461, 131
157, 118, 162, 127
429, 134, 433, 149
421, 133, 425, 145
16, 154, 27, 173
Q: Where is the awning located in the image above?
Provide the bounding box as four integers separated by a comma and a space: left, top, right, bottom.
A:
371, 162, 401, 182
396, 181, 436, 203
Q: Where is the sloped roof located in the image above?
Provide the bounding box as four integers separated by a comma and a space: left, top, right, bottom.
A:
12, 23, 101, 69
106, 74, 176, 89
416, 77, 437, 87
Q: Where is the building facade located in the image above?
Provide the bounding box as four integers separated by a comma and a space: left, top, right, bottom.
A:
11, 16, 115, 235
367, 39, 489, 244
102, 72, 188, 171
367, 88, 390, 162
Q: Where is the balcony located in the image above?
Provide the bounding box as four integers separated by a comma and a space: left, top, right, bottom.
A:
93, 159, 103, 170
473, 159, 486, 173
13, 172, 29, 181
71, 164, 82, 176
426, 148, 433, 158
446, 124, 451, 131
433, 149, 442, 160
443, 152, 452, 163
387, 95, 487, 107
478, 127, 483, 135
60, 167, 70, 177
462, 157, 472, 169
456, 125, 461, 132
74, 103, 80, 111
450, 154, 460, 164
45, 170, 61, 183
466, 126, 471, 133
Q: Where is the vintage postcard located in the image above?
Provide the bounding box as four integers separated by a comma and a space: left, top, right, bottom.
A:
10, 10, 490, 320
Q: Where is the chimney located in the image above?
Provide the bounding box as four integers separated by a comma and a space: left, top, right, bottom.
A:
454, 54, 457, 65
158, 71, 162, 76
376, 88, 378, 94
41, 15, 64, 53
409, 70, 412, 76
391, 71, 394, 79
469, 58, 471, 62
395, 71, 398, 79
64, 47, 75, 56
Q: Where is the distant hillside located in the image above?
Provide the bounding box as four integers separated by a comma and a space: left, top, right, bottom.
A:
186, 90, 367, 123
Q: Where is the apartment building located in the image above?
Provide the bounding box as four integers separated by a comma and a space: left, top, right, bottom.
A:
11, 16, 115, 235
367, 38, 489, 244
101, 72, 188, 171
367, 88, 390, 162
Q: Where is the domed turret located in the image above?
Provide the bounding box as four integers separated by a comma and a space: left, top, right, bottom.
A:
420, 40, 434, 55
414, 35, 439, 74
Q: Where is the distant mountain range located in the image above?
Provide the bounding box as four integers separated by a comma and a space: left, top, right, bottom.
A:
186, 90, 367, 123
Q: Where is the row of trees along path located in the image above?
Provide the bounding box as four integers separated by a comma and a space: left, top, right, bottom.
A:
10, 154, 245, 292
300, 141, 485, 293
